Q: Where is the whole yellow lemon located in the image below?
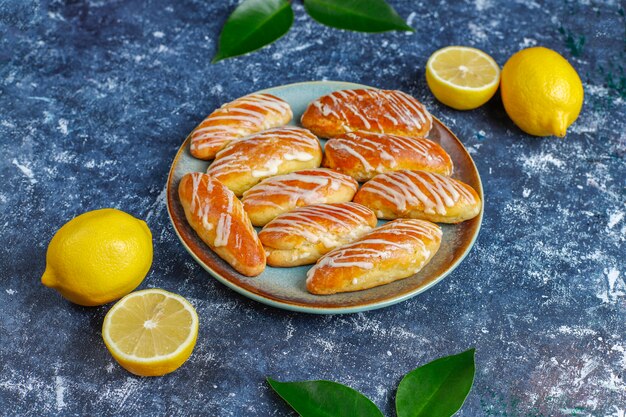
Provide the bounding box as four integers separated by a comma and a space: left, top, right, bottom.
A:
41, 208, 153, 306
500, 46, 584, 137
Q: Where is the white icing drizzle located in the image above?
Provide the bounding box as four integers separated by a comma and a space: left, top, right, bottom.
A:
284, 151, 315, 161
326, 132, 449, 176
189, 170, 204, 212
306, 219, 441, 278
359, 170, 476, 215
241, 168, 358, 208
313, 100, 332, 117
214, 213, 231, 247
259, 202, 375, 246
251, 159, 283, 178
207, 126, 321, 182
190, 93, 292, 152
307, 89, 432, 135
184, 173, 241, 248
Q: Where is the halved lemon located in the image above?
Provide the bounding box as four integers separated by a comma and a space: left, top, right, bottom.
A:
426, 46, 501, 110
102, 289, 199, 377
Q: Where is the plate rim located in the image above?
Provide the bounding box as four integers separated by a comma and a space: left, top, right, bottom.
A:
166, 80, 484, 314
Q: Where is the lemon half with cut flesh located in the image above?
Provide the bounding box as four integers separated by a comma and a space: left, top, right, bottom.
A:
426, 46, 501, 110
102, 289, 199, 377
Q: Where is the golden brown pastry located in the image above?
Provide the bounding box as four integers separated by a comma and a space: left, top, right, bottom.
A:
322, 131, 453, 181
258, 202, 377, 267
301, 89, 432, 138
241, 168, 359, 227
189, 93, 292, 160
178, 172, 265, 276
306, 219, 442, 294
353, 170, 481, 223
206, 127, 322, 197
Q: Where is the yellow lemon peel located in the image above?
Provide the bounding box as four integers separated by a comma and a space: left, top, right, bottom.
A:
42, 208, 153, 306
500, 46, 583, 137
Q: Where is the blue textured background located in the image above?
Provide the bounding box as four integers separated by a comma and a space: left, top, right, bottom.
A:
1, 0, 624, 416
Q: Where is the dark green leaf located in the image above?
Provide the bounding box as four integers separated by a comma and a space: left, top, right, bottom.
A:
213, 0, 294, 63
396, 348, 475, 417
303, 0, 413, 33
267, 377, 384, 417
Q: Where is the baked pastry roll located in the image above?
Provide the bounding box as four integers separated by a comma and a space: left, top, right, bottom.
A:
301, 89, 432, 138
242, 168, 359, 227
306, 219, 442, 294
189, 93, 292, 160
178, 172, 265, 276
353, 170, 481, 223
206, 127, 322, 197
323, 131, 453, 181
259, 202, 377, 267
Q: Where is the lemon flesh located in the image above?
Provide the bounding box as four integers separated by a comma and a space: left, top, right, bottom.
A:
42, 208, 153, 306
102, 289, 199, 377
500, 46, 583, 137
426, 46, 501, 110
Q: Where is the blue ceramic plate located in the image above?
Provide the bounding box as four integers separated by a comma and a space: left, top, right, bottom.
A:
167, 81, 483, 314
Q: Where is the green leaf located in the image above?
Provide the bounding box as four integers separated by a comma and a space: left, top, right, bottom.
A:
303, 0, 413, 33
267, 377, 384, 417
396, 348, 476, 417
212, 0, 294, 63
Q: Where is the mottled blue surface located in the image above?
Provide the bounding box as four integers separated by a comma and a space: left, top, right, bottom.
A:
1, 0, 625, 416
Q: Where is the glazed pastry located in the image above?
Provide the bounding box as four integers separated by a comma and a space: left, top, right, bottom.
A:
301, 89, 432, 138
353, 170, 481, 223
178, 172, 265, 276
323, 131, 453, 181
241, 168, 359, 227
306, 219, 442, 295
206, 127, 322, 196
189, 93, 292, 160
258, 202, 377, 267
